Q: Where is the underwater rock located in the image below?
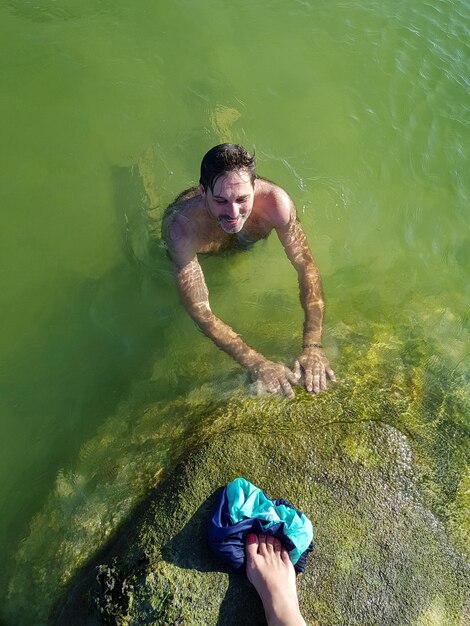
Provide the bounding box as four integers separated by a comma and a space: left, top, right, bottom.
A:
5, 320, 469, 625
210, 105, 241, 144
54, 407, 469, 626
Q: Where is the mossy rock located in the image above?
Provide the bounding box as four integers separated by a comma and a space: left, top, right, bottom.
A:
55, 396, 468, 626
5, 318, 469, 625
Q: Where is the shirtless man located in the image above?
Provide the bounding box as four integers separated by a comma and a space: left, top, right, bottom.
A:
162, 144, 335, 397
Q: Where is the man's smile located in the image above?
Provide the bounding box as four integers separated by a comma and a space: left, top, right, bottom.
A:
221, 216, 240, 225
218, 214, 245, 232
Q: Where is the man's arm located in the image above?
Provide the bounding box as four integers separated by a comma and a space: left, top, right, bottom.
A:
168, 221, 298, 396
275, 209, 336, 393
175, 256, 260, 368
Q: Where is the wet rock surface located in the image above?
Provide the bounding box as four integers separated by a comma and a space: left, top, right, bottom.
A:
5, 321, 470, 625
56, 412, 469, 625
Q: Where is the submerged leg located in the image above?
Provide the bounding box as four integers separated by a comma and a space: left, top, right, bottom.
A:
245, 534, 307, 626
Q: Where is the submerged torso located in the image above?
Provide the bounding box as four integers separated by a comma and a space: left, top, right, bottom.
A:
162, 182, 273, 256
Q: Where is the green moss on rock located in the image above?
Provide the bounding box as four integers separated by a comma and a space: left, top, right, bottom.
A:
5, 318, 469, 625
56, 417, 469, 625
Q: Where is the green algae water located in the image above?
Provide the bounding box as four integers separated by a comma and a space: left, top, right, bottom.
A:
0, 0, 469, 623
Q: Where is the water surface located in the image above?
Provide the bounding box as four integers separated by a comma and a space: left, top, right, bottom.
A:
0, 0, 468, 620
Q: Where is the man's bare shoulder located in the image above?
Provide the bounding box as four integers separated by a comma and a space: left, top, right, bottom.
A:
254, 178, 295, 227
162, 188, 203, 266
163, 187, 200, 222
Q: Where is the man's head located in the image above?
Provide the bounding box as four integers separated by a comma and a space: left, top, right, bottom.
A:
199, 144, 255, 192
199, 144, 256, 234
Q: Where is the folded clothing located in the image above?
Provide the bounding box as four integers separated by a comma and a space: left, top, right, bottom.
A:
207, 477, 313, 573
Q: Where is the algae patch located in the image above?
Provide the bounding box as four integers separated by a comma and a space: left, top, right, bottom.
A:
4, 318, 470, 625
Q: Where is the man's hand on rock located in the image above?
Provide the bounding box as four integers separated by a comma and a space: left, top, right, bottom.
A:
293, 347, 336, 394
249, 358, 300, 398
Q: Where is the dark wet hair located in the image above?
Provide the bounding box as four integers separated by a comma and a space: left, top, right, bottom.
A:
199, 144, 256, 192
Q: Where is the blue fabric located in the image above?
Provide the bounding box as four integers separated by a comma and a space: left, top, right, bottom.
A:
207, 477, 313, 574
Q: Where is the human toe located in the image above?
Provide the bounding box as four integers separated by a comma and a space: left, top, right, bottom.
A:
266, 534, 275, 551
245, 533, 259, 560
280, 544, 291, 564
258, 533, 268, 554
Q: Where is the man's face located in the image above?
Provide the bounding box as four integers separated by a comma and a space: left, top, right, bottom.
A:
201, 169, 255, 234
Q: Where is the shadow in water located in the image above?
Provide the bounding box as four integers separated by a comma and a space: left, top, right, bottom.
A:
0, 263, 163, 587
0, 163, 175, 603
55, 488, 266, 626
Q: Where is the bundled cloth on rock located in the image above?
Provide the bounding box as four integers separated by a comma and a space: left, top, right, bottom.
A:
207, 477, 313, 573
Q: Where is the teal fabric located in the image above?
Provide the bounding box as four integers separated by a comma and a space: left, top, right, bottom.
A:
226, 477, 313, 565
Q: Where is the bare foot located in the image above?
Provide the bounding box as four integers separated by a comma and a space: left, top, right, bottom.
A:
245, 534, 307, 626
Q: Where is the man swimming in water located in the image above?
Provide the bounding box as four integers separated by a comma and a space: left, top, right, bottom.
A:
162, 144, 335, 397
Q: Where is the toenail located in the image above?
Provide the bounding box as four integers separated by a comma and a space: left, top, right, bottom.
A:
246, 533, 256, 544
